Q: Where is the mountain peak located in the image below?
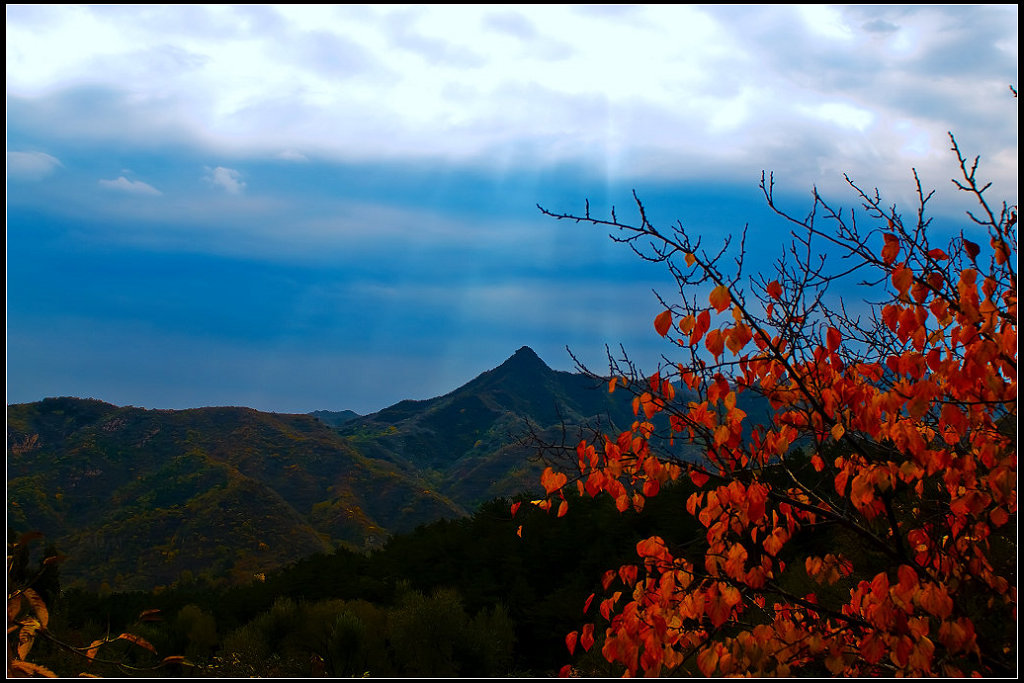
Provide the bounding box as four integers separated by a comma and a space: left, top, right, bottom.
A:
498, 346, 550, 373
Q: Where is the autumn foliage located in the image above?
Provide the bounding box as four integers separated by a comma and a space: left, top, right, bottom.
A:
525, 134, 1016, 677
7, 533, 185, 677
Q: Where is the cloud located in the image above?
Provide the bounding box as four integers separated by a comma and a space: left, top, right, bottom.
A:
204, 166, 246, 194
5, 5, 1017, 198
98, 176, 162, 195
277, 149, 309, 162
7, 151, 63, 180
483, 10, 538, 40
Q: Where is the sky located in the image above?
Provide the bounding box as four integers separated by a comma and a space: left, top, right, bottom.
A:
6, 5, 1018, 415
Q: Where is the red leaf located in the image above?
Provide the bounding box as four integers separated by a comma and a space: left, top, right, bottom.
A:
580, 623, 595, 651
565, 630, 579, 655
690, 309, 711, 345
826, 327, 841, 352
766, 280, 782, 299
690, 470, 710, 487
963, 239, 980, 260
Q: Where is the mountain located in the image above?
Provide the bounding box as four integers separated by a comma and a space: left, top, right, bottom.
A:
7, 398, 459, 590
6, 347, 651, 591
338, 346, 650, 508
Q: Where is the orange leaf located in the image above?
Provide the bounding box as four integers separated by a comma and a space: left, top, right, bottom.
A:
726, 324, 752, 355
9, 661, 57, 678
160, 655, 188, 666
690, 470, 710, 488
766, 280, 782, 299
557, 499, 569, 518
708, 591, 732, 627
654, 310, 673, 337
881, 233, 900, 264
709, 285, 731, 313
118, 632, 157, 653
685, 252, 696, 267
86, 638, 106, 661
541, 467, 568, 495
706, 329, 725, 358
697, 647, 719, 676
17, 621, 38, 659
22, 588, 48, 629
892, 266, 913, 297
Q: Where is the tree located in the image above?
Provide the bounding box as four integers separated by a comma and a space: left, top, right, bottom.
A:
523, 130, 1016, 677
6, 533, 186, 677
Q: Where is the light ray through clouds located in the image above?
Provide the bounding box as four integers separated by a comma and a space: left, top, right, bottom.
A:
6, 5, 1017, 413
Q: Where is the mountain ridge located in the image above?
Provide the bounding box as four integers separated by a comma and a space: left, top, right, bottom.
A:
7, 346, 647, 591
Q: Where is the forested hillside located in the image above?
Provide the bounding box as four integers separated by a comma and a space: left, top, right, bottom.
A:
7, 347, 659, 591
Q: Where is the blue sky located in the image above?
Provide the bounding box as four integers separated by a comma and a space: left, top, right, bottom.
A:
6, 5, 1018, 414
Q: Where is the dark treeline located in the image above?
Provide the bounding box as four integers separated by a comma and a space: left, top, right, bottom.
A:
25, 479, 709, 677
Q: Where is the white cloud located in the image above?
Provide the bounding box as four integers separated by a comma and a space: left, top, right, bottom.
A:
7, 151, 63, 180
4, 5, 1017, 196
98, 176, 162, 195
799, 102, 876, 132
277, 149, 308, 162
204, 166, 246, 194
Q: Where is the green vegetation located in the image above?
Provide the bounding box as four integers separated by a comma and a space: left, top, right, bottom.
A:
17, 482, 707, 676
7, 347, 655, 591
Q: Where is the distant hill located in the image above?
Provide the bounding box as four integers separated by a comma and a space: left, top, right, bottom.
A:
6, 347, 666, 591
7, 397, 463, 590
308, 409, 361, 427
